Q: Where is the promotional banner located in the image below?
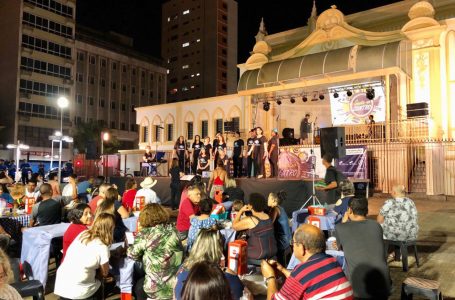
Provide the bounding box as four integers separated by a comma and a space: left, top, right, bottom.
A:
335, 146, 368, 179
329, 83, 386, 126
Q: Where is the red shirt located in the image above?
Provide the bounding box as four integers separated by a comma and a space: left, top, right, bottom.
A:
62, 223, 88, 261
122, 189, 137, 210
89, 195, 102, 214
176, 197, 199, 232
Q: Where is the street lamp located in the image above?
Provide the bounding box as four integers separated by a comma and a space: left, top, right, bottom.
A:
57, 96, 69, 183
7, 141, 30, 177
101, 132, 109, 177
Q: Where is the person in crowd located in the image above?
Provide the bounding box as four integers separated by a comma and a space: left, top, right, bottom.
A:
187, 198, 218, 251
253, 127, 268, 179
212, 132, 220, 160
232, 131, 244, 178
368, 114, 376, 138
261, 224, 353, 300
19, 160, 32, 185
246, 129, 256, 178
268, 129, 279, 178
88, 183, 111, 214
334, 180, 356, 224
142, 145, 155, 175
54, 213, 115, 299
316, 153, 343, 204
208, 159, 228, 199
61, 174, 78, 206
203, 136, 212, 160
0, 184, 14, 206
90, 176, 106, 198
213, 132, 227, 164
169, 158, 182, 211
48, 173, 61, 198
62, 203, 92, 260
0, 224, 11, 251
24, 179, 40, 200
122, 178, 137, 211
268, 191, 292, 265
94, 188, 129, 243
7, 160, 17, 183
9, 183, 25, 208
30, 183, 61, 227
377, 185, 418, 256
0, 171, 13, 185
174, 136, 188, 173
191, 135, 204, 173
218, 149, 229, 169
232, 193, 277, 261
196, 147, 210, 175
31, 173, 44, 191
135, 177, 161, 206
176, 185, 201, 240
65, 160, 74, 177
181, 261, 233, 300
175, 229, 243, 300
128, 204, 183, 300
0, 249, 23, 299
335, 197, 391, 299
222, 178, 245, 207
0, 160, 6, 173
300, 113, 311, 145
77, 176, 94, 203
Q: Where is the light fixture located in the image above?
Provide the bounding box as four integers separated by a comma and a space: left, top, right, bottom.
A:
346, 90, 352, 97
319, 94, 325, 100
333, 91, 339, 98
263, 101, 270, 111
302, 95, 308, 102
57, 96, 69, 109
276, 98, 282, 105
290, 96, 295, 104
366, 88, 375, 100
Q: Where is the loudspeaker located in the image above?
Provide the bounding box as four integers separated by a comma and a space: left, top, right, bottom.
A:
282, 128, 294, 139
406, 102, 429, 118
320, 127, 346, 159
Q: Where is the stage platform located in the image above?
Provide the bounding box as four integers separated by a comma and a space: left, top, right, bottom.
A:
108, 176, 341, 215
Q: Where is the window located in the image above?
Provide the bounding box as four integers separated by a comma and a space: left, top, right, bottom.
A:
183, 9, 190, 15
216, 118, 223, 133
182, 42, 190, 47
89, 76, 95, 84
76, 94, 83, 104
22, 34, 71, 59
167, 124, 174, 141
141, 89, 145, 96
77, 73, 83, 82
122, 84, 126, 92
131, 123, 137, 132
111, 121, 116, 129
100, 78, 106, 87
21, 57, 72, 80
132, 68, 136, 75
89, 56, 95, 64
122, 65, 127, 73
22, 12, 73, 38
131, 86, 136, 94
19, 79, 69, 98
121, 103, 126, 111
99, 99, 105, 107
155, 125, 162, 141
24, 0, 74, 18
201, 120, 208, 138
77, 52, 84, 61
88, 96, 94, 105
187, 122, 193, 140
182, 65, 189, 69
112, 62, 117, 70
142, 126, 149, 142
101, 59, 106, 67
18, 102, 69, 123
141, 71, 145, 78
112, 82, 116, 90
121, 123, 126, 130
232, 117, 240, 132
111, 101, 116, 110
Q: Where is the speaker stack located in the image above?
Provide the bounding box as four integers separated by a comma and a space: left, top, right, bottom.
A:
320, 127, 346, 159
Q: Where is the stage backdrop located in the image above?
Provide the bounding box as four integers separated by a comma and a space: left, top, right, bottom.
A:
335, 146, 368, 179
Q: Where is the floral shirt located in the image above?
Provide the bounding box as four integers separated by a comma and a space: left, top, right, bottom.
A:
380, 197, 419, 241
128, 223, 184, 299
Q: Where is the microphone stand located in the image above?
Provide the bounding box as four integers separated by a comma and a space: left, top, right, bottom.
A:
301, 121, 322, 209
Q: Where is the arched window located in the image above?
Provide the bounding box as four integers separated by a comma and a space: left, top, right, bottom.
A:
165, 114, 175, 142
140, 117, 150, 144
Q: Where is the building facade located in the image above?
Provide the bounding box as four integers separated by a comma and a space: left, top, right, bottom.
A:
75, 27, 167, 149
0, 0, 76, 160
162, 0, 238, 102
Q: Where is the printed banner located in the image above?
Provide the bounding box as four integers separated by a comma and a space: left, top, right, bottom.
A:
335, 146, 368, 179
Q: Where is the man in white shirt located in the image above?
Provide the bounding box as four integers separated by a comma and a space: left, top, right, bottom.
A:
134, 177, 160, 208
61, 174, 78, 206
24, 179, 40, 200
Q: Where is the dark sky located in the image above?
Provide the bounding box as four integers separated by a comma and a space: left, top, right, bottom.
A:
76, 0, 401, 64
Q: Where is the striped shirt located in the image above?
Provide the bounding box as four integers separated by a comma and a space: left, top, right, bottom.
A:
273, 253, 353, 300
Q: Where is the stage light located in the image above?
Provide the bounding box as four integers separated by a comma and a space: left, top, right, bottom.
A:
346, 90, 352, 97
276, 98, 282, 105
302, 95, 308, 102
319, 94, 325, 100
366, 88, 375, 100
263, 101, 270, 111
290, 97, 295, 104
333, 92, 339, 98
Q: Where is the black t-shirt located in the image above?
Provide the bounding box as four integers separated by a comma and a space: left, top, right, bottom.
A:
223, 187, 245, 202
335, 220, 391, 298
247, 138, 255, 154
192, 141, 204, 158
212, 139, 219, 153
35, 199, 62, 225
174, 141, 186, 157
324, 166, 337, 185
203, 143, 212, 159
198, 155, 209, 169
268, 136, 279, 156
170, 166, 181, 184
233, 139, 244, 157
253, 136, 267, 157
143, 152, 154, 162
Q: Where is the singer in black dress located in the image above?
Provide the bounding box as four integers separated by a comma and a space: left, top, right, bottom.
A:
174, 136, 188, 173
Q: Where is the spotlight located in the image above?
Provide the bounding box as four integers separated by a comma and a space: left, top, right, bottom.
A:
263, 101, 270, 111
319, 94, 325, 100
346, 90, 352, 97
366, 88, 375, 100
302, 95, 308, 102
290, 97, 295, 104
333, 92, 339, 98
276, 99, 282, 105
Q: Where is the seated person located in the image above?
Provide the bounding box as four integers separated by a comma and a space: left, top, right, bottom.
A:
174, 229, 243, 300
0, 184, 14, 206
268, 191, 292, 265
230, 199, 244, 219
0, 249, 23, 299
261, 224, 353, 299
122, 178, 137, 211
88, 183, 111, 214
334, 180, 355, 224
0, 224, 11, 251
232, 193, 277, 261
128, 204, 183, 300
176, 185, 201, 241
76, 176, 94, 203
135, 177, 161, 206
62, 203, 92, 261
30, 183, 62, 227
187, 198, 218, 251
61, 174, 78, 206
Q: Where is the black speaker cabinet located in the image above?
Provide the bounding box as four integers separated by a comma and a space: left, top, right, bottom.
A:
320, 127, 346, 159
282, 128, 294, 139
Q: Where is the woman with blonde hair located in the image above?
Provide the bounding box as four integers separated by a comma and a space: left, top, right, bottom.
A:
94, 188, 128, 243
0, 249, 22, 299
174, 228, 243, 300
128, 204, 183, 300
54, 213, 115, 300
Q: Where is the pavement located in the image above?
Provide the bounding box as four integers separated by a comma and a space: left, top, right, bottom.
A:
27, 194, 455, 299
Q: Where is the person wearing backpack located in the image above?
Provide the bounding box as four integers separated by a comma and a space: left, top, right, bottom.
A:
316, 153, 343, 204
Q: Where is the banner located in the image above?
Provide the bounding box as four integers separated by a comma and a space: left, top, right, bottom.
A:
335, 146, 368, 179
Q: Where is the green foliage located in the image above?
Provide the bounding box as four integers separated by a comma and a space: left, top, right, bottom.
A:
73, 121, 121, 154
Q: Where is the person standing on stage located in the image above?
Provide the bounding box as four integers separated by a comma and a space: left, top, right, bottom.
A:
142, 146, 154, 176
268, 129, 279, 178
213, 133, 226, 164
253, 127, 268, 179
316, 153, 343, 204
203, 137, 212, 160
300, 113, 311, 144
368, 114, 376, 138
246, 129, 256, 178
232, 131, 244, 178
174, 136, 188, 173
191, 135, 203, 174
196, 147, 210, 175
212, 132, 221, 158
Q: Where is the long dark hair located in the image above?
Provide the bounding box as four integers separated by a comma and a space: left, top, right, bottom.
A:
181, 261, 231, 300
194, 135, 201, 143
68, 203, 90, 224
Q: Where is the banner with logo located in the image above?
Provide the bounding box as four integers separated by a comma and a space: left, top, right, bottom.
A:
335, 146, 368, 179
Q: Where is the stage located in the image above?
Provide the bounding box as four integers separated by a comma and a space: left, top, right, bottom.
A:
108, 176, 347, 215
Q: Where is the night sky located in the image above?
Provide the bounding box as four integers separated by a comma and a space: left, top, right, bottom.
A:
76, 0, 402, 64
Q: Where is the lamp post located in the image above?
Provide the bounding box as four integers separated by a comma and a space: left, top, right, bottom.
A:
101, 131, 109, 177
57, 96, 69, 183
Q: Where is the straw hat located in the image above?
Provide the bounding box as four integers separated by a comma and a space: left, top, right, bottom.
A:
140, 177, 157, 189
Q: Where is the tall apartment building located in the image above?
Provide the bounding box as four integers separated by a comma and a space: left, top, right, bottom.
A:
75, 27, 167, 150
162, 0, 238, 103
0, 0, 76, 160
